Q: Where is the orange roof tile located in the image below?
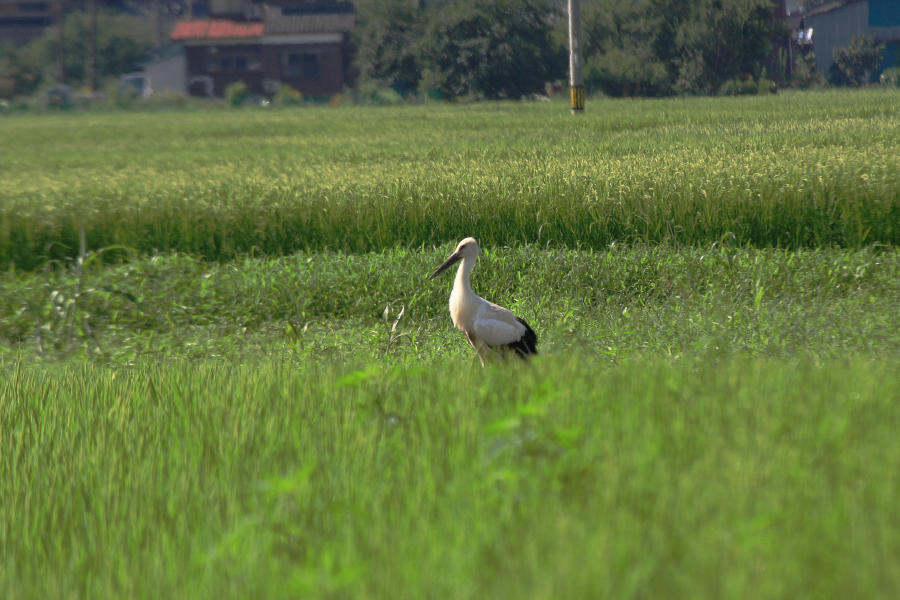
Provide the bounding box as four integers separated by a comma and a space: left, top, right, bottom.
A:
171, 19, 263, 41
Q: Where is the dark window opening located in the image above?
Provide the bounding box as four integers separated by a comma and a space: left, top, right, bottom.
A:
207, 56, 255, 73
285, 53, 320, 79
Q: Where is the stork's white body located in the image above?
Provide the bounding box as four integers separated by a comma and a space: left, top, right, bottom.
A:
429, 238, 537, 366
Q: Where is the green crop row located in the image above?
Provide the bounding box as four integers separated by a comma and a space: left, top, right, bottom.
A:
1, 91, 898, 270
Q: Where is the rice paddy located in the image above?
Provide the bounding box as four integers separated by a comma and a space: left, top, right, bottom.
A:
1, 89, 898, 599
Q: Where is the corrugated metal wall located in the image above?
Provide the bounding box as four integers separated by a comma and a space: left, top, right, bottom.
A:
808, 1, 869, 76
808, 0, 899, 78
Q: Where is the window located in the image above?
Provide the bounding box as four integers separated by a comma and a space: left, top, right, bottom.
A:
284, 53, 320, 79
207, 56, 256, 73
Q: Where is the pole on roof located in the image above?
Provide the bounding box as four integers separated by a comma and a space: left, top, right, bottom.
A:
567, 0, 584, 113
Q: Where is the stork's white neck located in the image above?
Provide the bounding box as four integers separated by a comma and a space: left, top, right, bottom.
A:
454, 255, 477, 297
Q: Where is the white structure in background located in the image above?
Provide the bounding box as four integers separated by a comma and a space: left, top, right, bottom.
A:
141, 43, 188, 95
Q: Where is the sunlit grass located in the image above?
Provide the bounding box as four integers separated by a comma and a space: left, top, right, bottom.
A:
1, 90, 898, 270
1, 355, 897, 598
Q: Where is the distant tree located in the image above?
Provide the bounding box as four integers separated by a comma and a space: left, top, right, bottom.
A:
0, 44, 43, 98
831, 35, 885, 86
0, 9, 152, 97
657, 0, 781, 94
419, 0, 565, 99
352, 0, 782, 99
570, 0, 780, 96
580, 0, 668, 96
353, 0, 425, 94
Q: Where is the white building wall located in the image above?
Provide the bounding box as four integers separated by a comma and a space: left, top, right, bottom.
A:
145, 53, 188, 95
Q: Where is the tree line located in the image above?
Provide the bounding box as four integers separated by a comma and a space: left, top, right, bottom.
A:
1, 0, 887, 102
353, 0, 787, 99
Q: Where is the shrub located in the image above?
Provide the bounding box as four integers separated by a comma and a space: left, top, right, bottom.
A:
142, 91, 191, 109
355, 82, 404, 105
273, 84, 303, 106
44, 84, 74, 109
224, 81, 249, 107
756, 75, 777, 95
105, 79, 138, 109
718, 75, 776, 96
881, 67, 900, 87
791, 51, 823, 88
328, 92, 344, 107
0, 75, 14, 99
831, 35, 885, 86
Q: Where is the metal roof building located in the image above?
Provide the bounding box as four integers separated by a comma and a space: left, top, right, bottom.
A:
803, 0, 900, 79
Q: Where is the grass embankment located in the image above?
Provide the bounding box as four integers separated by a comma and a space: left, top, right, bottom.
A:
2, 356, 898, 598
1, 90, 899, 270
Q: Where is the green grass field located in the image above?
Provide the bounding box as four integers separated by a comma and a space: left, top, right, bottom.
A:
1, 90, 898, 270
1, 90, 899, 598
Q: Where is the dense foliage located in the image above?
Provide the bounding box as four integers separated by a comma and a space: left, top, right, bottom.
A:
353, 0, 786, 97
354, 0, 563, 99
418, 0, 564, 99
0, 9, 152, 98
830, 34, 886, 86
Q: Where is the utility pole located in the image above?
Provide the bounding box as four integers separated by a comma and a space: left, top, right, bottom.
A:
567, 0, 584, 113
88, 0, 97, 91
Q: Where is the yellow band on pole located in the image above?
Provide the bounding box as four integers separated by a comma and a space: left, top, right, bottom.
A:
570, 86, 584, 112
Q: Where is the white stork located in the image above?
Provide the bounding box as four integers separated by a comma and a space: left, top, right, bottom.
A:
428, 237, 538, 366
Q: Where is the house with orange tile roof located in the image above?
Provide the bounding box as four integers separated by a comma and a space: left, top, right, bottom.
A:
171, 1, 355, 98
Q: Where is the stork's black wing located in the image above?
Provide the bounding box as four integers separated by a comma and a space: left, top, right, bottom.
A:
503, 317, 537, 358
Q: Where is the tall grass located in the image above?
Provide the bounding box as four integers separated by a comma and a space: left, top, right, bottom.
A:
2, 90, 898, 270
2, 355, 897, 599
1, 245, 897, 361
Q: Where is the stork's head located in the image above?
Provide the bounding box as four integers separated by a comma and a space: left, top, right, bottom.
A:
428, 237, 479, 279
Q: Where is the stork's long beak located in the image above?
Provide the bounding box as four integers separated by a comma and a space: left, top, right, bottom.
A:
428, 251, 462, 280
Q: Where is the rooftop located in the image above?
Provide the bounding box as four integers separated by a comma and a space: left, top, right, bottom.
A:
171, 19, 264, 41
